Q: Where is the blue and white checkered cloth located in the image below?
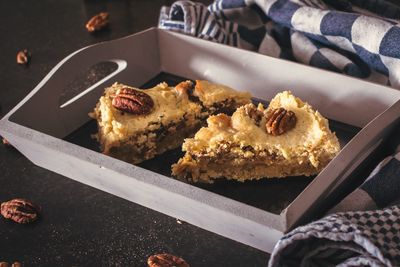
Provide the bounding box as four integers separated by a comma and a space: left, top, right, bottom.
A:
159, 1, 400, 265
269, 205, 400, 267
269, 150, 400, 267
159, 0, 400, 88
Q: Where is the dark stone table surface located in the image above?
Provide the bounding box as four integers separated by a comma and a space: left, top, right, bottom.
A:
0, 1, 270, 266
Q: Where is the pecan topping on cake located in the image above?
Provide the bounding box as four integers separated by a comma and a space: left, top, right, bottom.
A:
265, 108, 296, 135
1, 199, 40, 224
175, 81, 194, 96
147, 253, 189, 267
208, 113, 231, 128
112, 87, 154, 115
244, 104, 264, 126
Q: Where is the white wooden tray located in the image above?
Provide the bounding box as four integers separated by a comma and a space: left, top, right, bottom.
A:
1, 28, 400, 253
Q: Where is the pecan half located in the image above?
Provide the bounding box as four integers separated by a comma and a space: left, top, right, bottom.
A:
175, 80, 194, 96
86, 12, 109, 32
265, 108, 296, 136
16, 49, 30, 65
208, 113, 231, 128
147, 253, 189, 267
1, 199, 40, 224
175, 80, 200, 103
112, 87, 154, 115
2, 137, 10, 146
244, 104, 264, 126
0, 262, 21, 267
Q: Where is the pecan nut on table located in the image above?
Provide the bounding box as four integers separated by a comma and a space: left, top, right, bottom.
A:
1, 137, 10, 146
147, 253, 190, 267
1, 199, 40, 224
16, 49, 30, 65
0, 262, 22, 267
85, 12, 109, 33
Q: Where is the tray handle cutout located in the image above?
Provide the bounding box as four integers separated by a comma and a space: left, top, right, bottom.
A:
59, 59, 126, 108
7, 29, 160, 138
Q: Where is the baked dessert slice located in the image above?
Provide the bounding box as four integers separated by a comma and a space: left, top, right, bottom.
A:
172, 91, 341, 183
90, 80, 251, 164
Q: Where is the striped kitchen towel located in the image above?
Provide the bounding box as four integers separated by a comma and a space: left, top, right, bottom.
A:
159, 0, 400, 88
330, 147, 400, 214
